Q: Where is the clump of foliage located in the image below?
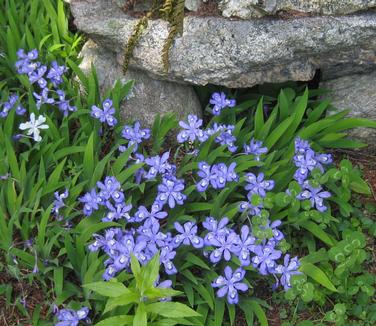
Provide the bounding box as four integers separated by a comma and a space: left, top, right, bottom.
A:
1, 1, 376, 326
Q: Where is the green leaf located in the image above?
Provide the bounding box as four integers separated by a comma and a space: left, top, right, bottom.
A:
141, 252, 160, 291
104, 292, 139, 313
248, 300, 268, 326
83, 132, 95, 180
130, 254, 142, 289
83, 281, 131, 297
146, 302, 200, 318
54, 267, 64, 298
300, 263, 337, 292
133, 303, 147, 326
95, 315, 133, 326
5, 137, 20, 180
195, 284, 214, 310
350, 179, 371, 195
300, 221, 336, 247
185, 253, 210, 270
214, 299, 225, 326
264, 115, 294, 149
254, 97, 264, 138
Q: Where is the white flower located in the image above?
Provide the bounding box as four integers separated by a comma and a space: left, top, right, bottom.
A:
19, 113, 49, 142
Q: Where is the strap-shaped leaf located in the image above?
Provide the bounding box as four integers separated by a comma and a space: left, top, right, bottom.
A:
300, 262, 337, 292
95, 315, 133, 326
83, 281, 131, 297
146, 302, 200, 318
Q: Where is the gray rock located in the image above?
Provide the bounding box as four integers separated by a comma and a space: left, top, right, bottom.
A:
185, 0, 202, 11
78, 40, 202, 126
219, 0, 376, 19
70, 0, 376, 88
321, 71, 376, 146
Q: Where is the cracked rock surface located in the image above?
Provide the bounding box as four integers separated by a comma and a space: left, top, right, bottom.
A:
71, 0, 376, 88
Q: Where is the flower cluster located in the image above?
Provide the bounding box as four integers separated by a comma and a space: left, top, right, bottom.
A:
196, 161, 238, 192
202, 216, 299, 292
293, 138, 332, 184
0, 93, 25, 117
293, 138, 332, 212
81, 89, 361, 308
2, 49, 78, 142
15, 49, 76, 115
209, 92, 236, 115
177, 115, 237, 152
79, 176, 132, 222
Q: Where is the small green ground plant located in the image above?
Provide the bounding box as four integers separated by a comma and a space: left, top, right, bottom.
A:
0, 1, 375, 326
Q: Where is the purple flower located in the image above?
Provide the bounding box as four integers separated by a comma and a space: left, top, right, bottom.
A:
29, 65, 48, 88
33, 88, 55, 109
293, 138, 332, 184
47, 61, 66, 87
177, 114, 208, 143
173, 221, 204, 248
231, 225, 256, 266
212, 267, 248, 304
245, 172, 274, 197
274, 254, 301, 290
103, 202, 132, 222
294, 138, 311, 154
244, 138, 268, 161
156, 177, 186, 209
263, 220, 284, 242
96, 176, 124, 204
213, 126, 237, 152
160, 246, 177, 275
315, 153, 333, 165
134, 203, 168, 222
15, 49, 39, 74
15, 104, 26, 116
88, 228, 122, 254
0, 94, 20, 117
79, 189, 101, 216
155, 278, 173, 301
56, 90, 76, 116
91, 99, 117, 127
196, 162, 238, 192
121, 121, 150, 152
297, 181, 331, 212
144, 152, 172, 179
203, 216, 230, 245
137, 218, 168, 254
207, 124, 237, 152
239, 201, 263, 216
252, 244, 282, 275
55, 307, 89, 326
52, 189, 69, 215
293, 149, 318, 183
32, 261, 39, 274
209, 92, 236, 116
209, 231, 240, 263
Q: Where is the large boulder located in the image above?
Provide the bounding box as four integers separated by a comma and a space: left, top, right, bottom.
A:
70, 0, 376, 88
78, 40, 202, 126
321, 71, 376, 147
219, 0, 376, 19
